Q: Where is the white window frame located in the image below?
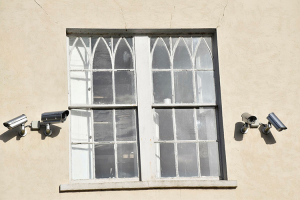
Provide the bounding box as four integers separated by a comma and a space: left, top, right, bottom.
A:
61, 29, 237, 192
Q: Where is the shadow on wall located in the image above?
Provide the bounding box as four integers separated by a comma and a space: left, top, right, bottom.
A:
258, 124, 276, 144
0, 125, 61, 143
234, 122, 276, 144
0, 128, 22, 142
234, 122, 245, 141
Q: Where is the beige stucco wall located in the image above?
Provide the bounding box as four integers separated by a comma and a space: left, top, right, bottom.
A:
1, 0, 300, 199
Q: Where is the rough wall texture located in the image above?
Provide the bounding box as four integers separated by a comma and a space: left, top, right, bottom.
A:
0, 0, 299, 199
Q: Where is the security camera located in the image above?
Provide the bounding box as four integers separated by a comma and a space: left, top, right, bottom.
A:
3, 114, 28, 137
262, 112, 287, 134
40, 110, 69, 136
241, 113, 257, 124
41, 110, 69, 123
240, 112, 259, 134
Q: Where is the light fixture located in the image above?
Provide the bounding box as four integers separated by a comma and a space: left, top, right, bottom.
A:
240, 112, 259, 134
261, 112, 287, 134
39, 110, 69, 136
240, 112, 287, 135
3, 110, 70, 137
3, 114, 28, 137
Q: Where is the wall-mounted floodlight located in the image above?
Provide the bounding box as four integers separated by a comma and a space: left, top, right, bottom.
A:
262, 112, 287, 135
240, 112, 259, 134
40, 110, 69, 136
3, 114, 28, 137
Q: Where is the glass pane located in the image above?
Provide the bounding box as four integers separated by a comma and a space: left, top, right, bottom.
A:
81, 37, 90, 48
175, 109, 195, 140
93, 38, 112, 69
116, 109, 137, 141
113, 38, 120, 50
92, 37, 112, 51
126, 38, 133, 48
69, 37, 77, 47
197, 108, 217, 140
115, 38, 133, 69
158, 143, 176, 177
195, 39, 213, 70
204, 37, 212, 52
162, 37, 170, 51
93, 72, 113, 104
152, 38, 170, 69
151, 37, 170, 52
195, 71, 216, 104
71, 110, 91, 142
150, 37, 156, 52
70, 71, 91, 105
173, 38, 192, 69
183, 37, 192, 54
154, 109, 174, 140
178, 143, 198, 177
104, 37, 112, 51
71, 144, 93, 180
199, 142, 220, 176
115, 71, 136, 104
70, 38, 89, 70
95, 144, 115, 178
153, 71, 172, 104
171, 38, 178, 51
93, 110, 113, 142
117, 143, 138, 178
174, 71, 194, 103
91, 37, 98, 51
192, 37, 200, 55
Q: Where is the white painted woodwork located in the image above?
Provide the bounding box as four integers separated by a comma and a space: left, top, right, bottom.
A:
135, 36, 157, 181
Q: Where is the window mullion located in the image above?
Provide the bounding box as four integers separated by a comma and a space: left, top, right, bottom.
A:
113, 109, 118, 178
172, 108, 179, 177
192, 43, 201, 177
170, 38, 179, 178
112, 37, 116, 104
135, 36, 156, 181
67, 37, 71, 107
90, 37, 95, 106
111, 38, 118, 179
91, 109, 96, 179
194, 108, 201, 177
170, 37, 175, 104
88, 37, 96, 180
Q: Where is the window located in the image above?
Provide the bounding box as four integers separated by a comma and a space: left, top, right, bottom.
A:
65, 30, 232, 190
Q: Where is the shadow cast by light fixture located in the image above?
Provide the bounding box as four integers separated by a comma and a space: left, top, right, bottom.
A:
259, 125, 276, 145
234, 122, 245, 141
0, 128, 23, 143
38, 124, 61, 140
235, 122, 276, 144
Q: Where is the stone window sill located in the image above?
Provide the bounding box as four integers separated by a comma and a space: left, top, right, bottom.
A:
60, 180, 237, 192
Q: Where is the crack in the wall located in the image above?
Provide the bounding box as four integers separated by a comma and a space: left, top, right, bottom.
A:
34, 0, 58, 25
170, 5, 176, 28
34, 0, 49, 16
113, 0, 127, 29
216, 0, 229, 28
